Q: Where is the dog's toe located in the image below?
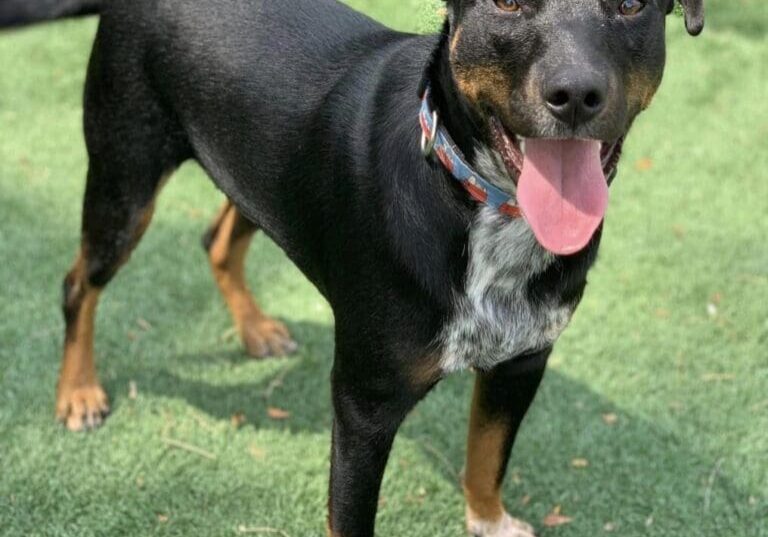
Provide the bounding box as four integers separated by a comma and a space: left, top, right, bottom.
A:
242, 317, 298, 358
56, 384, 110, 432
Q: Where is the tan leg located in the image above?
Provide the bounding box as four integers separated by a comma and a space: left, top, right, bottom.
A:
463, 353, 550, 537
205, 201, 297, 357
464, 392, 535, 537
56, 182, 162, 432
464, 394, 508, 526
56, 251, 109, 431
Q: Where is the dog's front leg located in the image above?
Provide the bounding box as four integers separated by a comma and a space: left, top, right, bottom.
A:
464, 350, 551, 537
327, 341, 435, 537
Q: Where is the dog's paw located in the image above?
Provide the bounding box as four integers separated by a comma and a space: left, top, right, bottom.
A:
242, 317, 298, 358
468, 512, 537, 537
55, 384, 110, 432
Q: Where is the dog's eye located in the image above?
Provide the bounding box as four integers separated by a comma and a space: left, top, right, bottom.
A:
495, 0, 521, 13
619, 0, 646, 16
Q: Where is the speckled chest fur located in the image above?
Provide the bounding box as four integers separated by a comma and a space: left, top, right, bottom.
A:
438, 148, 578, 372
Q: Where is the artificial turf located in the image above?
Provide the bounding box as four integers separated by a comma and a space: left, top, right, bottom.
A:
0, 1, 766, 535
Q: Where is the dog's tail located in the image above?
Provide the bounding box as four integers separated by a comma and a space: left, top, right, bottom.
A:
0, 0, 102, 29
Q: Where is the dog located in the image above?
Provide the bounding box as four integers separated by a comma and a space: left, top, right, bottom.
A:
2, 0, 704, 535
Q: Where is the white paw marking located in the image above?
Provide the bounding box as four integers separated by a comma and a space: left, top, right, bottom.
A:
468, 512, 537, 537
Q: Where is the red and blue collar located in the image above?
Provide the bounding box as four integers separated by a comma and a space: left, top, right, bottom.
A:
419, 86, 522, 219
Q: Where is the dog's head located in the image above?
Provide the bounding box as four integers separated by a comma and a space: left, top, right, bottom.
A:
441, 0, 704, 254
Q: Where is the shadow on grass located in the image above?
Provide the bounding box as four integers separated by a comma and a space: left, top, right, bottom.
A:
109, 322, 336, 434
98, 320, 761, 536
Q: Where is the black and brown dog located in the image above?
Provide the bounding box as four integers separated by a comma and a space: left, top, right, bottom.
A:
2, 0, 704, 535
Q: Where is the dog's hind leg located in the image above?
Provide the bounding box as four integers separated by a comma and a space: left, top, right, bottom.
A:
58, 164, 172, 431
56, 30, 190, 431
202, 201, 297, 357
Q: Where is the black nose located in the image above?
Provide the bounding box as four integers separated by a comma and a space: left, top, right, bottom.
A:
543, 68, 607, 126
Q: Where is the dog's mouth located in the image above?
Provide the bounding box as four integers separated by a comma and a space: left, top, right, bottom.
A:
489, 116, 623, 256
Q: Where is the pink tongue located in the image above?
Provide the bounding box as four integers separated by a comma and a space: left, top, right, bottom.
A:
517, 139, 608, 255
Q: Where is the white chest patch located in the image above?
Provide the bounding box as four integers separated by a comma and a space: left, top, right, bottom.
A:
438, 150, 576, 372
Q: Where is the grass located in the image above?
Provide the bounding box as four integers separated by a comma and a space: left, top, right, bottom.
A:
0, 1, 766, 536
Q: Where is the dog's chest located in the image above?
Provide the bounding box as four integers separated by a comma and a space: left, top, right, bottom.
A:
438, 208, 576, 372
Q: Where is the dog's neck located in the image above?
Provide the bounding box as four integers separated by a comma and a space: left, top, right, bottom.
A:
420, 21, 486, 165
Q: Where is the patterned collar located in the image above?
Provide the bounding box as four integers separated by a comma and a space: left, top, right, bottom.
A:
419, 86, 522, 219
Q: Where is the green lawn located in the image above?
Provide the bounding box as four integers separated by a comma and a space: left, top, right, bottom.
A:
1, 1, 766, 536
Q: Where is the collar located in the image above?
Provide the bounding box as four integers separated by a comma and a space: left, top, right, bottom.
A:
419, 86, 522, 219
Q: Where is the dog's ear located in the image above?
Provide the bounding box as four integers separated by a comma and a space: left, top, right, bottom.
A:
674, 0, 705, 36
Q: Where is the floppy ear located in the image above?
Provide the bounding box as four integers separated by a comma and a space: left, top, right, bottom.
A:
678, 0, 705, 36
